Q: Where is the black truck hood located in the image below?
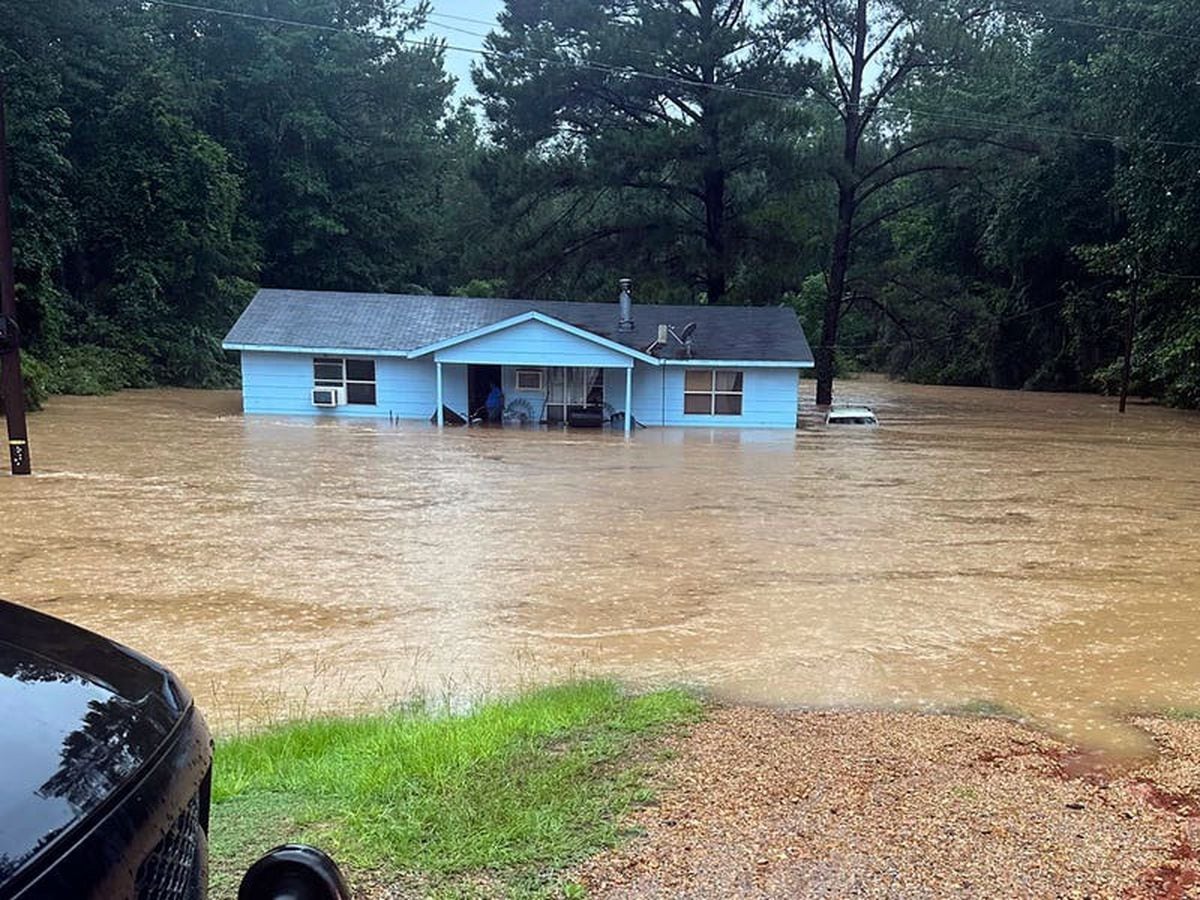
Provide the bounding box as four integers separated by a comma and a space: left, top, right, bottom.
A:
0, 600, 190, 881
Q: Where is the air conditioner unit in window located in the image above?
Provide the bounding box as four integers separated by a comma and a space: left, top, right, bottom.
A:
311, 386, 345, 408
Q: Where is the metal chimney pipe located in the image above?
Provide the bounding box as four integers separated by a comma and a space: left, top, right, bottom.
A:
618, 278, 634, 332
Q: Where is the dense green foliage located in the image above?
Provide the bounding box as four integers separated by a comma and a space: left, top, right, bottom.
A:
2, 0, 1199, 405
2, 0, 465, 394
209, 681, 700, 897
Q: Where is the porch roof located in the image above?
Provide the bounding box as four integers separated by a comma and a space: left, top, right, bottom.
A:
411, 312, 651, 366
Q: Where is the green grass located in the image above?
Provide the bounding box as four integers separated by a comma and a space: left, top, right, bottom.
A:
208, 681, 701, 898
1163, 706, 1200, 721
944, 698, 1022, 719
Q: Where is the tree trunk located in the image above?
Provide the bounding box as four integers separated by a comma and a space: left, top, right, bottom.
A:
703, 164, 727, 304
1119, 269, 1138, 414
816, 188, 854, 408
813, 0, 868, 406
816, 186, 856, 405
699, 19, 727, 306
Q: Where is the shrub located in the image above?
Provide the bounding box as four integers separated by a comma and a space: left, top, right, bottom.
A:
45, 345, 150, 395
20, 355, 52, 410
0, 354, 51, 411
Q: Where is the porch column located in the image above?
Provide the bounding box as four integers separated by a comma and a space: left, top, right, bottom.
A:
436, 360, 444, 427
624, 365, 633, 436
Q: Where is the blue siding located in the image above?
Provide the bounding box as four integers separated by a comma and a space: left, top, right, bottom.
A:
443, 364, 468, 416
628, 364, 798, 428
239, 351, 467, 420
434, 319, 634, 367
238, 348, 798, 428
628, 361, 664, 425
604, 368, 629, 416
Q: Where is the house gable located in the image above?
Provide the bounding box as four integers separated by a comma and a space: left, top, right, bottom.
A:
410, 312, 652, 367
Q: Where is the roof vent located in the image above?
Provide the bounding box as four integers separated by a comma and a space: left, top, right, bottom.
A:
618, 278, 634, 332
645, 324, 668, 356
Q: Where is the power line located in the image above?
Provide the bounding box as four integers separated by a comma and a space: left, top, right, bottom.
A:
421, 18, 489, 40
1036, 13, 1200, 46
429, 1, 1200, 48
144, 0, 347, 31
430, 2, 1200, 147
426, 6, 702, 65
126, 0, 1200, 354
836, 269, 1200, 354
829, 297, 1068, 353
139, 0, 825, 106
138, 0, 1200, 152
425, 8, 503, 30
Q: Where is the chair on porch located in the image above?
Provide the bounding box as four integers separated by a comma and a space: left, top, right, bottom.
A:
503, 398, 535, 425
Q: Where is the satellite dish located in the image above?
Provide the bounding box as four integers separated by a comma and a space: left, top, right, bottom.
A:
668, 322, 698, 345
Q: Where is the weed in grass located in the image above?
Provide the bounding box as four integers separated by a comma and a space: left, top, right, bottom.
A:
209, 680, 700, 897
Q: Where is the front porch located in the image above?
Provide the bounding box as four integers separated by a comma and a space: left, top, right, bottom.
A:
416, 312, 649, 435
437, 362, 634, 433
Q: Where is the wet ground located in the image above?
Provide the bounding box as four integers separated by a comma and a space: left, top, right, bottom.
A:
3, 379, 1199, 752
576, 708, 1200, 899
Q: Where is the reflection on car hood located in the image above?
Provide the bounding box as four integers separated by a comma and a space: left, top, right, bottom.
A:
0, 600, 189, 882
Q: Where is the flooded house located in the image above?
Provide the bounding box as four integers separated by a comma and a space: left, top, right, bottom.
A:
221, 281, 815, 432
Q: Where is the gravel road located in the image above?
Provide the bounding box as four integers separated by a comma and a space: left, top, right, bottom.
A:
577, 708, 1200, 899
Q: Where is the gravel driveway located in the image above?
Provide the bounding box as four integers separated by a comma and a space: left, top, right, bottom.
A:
577, 708, 1200, 899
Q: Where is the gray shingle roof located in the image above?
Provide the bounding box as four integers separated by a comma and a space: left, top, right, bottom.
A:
223, 289, 814, 364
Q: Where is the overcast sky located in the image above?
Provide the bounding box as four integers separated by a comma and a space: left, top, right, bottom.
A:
418, 1, 506, 97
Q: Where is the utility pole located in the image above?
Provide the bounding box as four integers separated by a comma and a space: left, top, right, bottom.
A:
0, 78, 31, 474
1118, 262, 1138, 415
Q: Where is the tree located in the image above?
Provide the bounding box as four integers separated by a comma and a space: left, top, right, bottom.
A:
871, 0, 1200, 407
70, 80, 258, 384
162, 0, 458, 292
0, 0, 475, 393
3, 0, 1200, 411
0, 0, 79, 349
787, 0, 992, 404
1070, 0, 1200, 407
475, 0, 811, 304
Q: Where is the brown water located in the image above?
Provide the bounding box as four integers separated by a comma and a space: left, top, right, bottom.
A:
3, 381, 1199, 753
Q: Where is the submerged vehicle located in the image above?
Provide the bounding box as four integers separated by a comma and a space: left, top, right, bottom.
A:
825, 405, 879, 426
0, 598, 347, 900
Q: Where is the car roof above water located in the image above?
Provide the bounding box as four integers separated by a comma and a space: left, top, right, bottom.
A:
827, 406, 877, 421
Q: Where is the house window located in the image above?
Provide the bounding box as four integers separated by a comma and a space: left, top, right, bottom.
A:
683, 369, 743, 415
515, 369, 545, 391
313, 357, 377, 405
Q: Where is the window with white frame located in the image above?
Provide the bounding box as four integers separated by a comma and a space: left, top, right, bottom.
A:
683, 369, 743, 415
313, 357, 377, 405
515, 368, 545, 391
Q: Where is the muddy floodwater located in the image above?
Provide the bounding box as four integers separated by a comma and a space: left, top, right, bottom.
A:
3, 380, 1199, 754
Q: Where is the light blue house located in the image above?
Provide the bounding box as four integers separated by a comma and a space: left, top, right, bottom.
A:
222, 284, 815, 433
